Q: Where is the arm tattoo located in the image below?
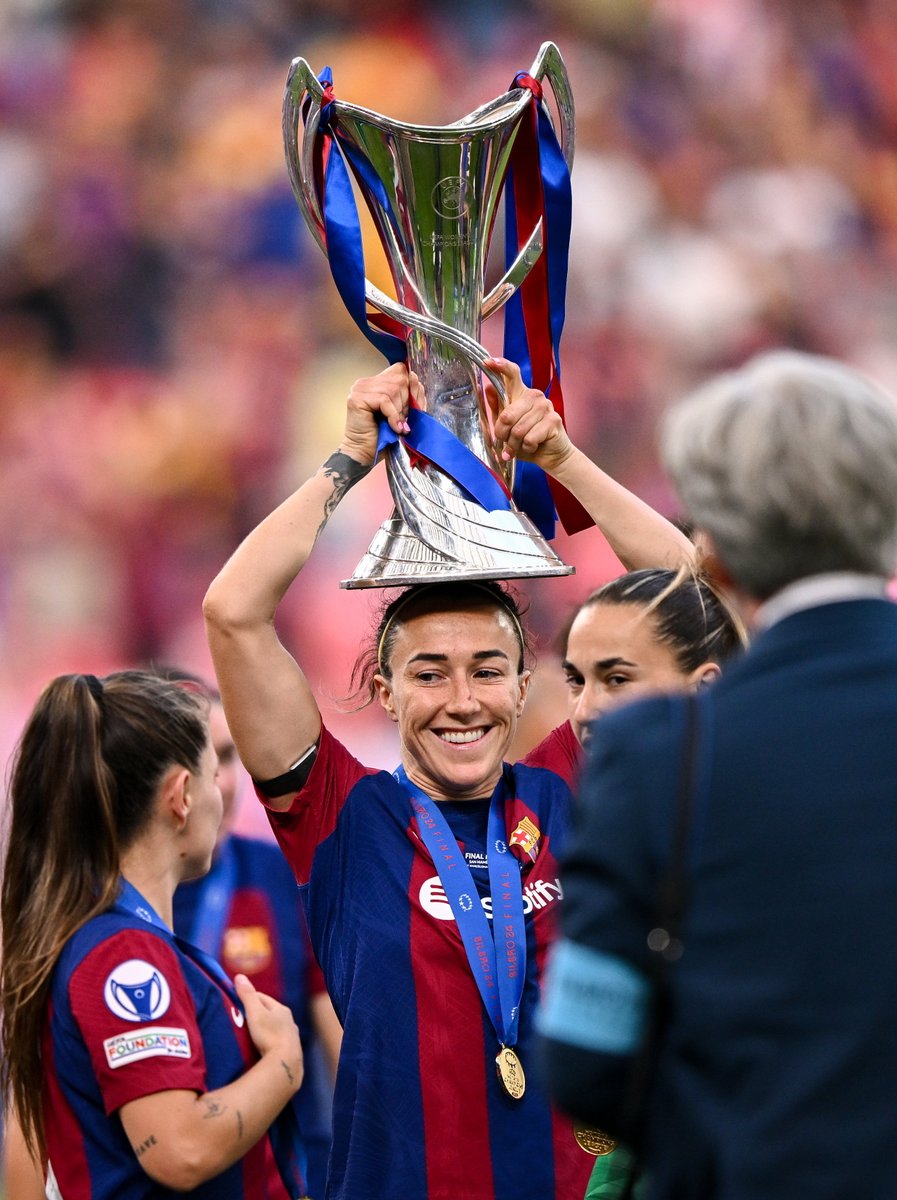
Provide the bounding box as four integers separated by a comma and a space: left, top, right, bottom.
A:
281, 1058, 296, 1086
316, 451, 373, 540
135, 1134, 158, 1159
322, 450, 373, 489
201, 1094, 242, 1138
201, 1096, 227, 1120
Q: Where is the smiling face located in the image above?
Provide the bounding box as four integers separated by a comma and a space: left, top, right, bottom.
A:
563, 601, 719, 746
374, 603, 531, 801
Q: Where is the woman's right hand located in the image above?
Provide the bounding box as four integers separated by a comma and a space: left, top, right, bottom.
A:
122, 976, 306, 1189
235, 973, 303, 1093
338, 362, 422, 467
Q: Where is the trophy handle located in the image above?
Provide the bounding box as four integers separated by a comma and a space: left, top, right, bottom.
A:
284, 59, 439, 330
529, 41, 575, 170
481, 218, 543, 321
283, 58, 328, 255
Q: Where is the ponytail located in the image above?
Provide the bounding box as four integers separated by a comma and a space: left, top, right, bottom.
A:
0, 670, 207, 1156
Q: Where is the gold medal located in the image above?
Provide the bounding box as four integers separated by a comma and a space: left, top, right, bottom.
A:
495, 1045, 526, 1099
573, 1121, 617, 1156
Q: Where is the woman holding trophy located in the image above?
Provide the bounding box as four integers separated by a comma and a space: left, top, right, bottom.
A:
203, 355, 698, 1200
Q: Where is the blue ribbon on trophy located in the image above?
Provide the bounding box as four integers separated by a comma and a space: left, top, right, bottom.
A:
284, 43, 586, 587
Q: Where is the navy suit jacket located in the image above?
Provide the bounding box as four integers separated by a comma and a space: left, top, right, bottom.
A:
544, 597, 897, 1200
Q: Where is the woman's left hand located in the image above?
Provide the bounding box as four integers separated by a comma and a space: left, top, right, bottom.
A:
484, 356, 574, 475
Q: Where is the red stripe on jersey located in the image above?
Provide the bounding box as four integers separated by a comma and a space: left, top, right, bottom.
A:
265, 726, 377, 883
408, 844, 496, 1199
551, 1104, 594, 1199
522, 720, 581, 790
220, 887, 284, 998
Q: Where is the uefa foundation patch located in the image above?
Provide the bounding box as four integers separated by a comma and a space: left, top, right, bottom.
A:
104, 1026, 191, 1069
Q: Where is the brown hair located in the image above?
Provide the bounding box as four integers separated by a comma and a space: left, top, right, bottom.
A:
565, 567, 747, 668
0, 670, 208, 1156
345, 580, 533, 710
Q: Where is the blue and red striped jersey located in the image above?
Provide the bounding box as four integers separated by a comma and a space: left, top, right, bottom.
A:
264, 724, 593, 1200
44, 902, 268, 1199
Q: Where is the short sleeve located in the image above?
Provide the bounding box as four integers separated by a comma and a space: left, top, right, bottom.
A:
263, 725, 377, 884
522, 721, 580, 790
67, 929, 207, 1115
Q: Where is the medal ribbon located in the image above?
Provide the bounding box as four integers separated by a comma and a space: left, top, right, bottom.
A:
394, 767, 526, 1051
115, 880, 308, 1200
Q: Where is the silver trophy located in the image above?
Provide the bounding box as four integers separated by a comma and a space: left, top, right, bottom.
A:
284, 42, 576, 588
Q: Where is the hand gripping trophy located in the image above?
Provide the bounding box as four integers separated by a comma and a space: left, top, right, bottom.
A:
283, 42, 586, 587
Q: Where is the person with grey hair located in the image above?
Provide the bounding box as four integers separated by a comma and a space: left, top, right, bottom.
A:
538, 350, 897, 1200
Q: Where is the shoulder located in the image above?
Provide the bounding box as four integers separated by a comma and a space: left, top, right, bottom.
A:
59, 919, 188, 1016
522, 720, 580, 784
60, 910, 168, 972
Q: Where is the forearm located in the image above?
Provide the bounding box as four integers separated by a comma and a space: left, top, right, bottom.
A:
122, 1048, 302, 1191
204, 451, 371, 630
187, 1049, 302, 1178
548, 446, 695, 572
203, 451, 370, 784
485, 357, 694, 573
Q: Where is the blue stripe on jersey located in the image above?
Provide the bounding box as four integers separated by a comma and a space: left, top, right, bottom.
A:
536, 938, 649, 1054
312, 802, 429, 1200
49, 910, 259, 1199
483, 915, 558, 1200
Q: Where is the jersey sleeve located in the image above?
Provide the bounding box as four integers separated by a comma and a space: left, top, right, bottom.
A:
261, 725, 377, 885
521, 720, 581, 790
67, 929, 207, 1115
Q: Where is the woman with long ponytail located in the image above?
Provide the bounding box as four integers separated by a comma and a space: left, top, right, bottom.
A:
1, 670, 305, 1199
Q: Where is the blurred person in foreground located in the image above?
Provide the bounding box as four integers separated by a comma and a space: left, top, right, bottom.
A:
165, 669, 340, 1199
0, 671, 304, 1199
538, 350, 897, 1199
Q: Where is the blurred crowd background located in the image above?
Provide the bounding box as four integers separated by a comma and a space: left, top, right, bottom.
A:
2, 0, 897, 832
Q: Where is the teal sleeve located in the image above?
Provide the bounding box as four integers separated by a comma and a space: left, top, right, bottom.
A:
584, 1146, 640, 1200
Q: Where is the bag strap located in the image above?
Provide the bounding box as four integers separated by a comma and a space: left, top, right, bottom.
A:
618, 692, 703, 1198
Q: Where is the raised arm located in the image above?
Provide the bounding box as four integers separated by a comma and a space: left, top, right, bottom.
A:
486, 357, 695, 571
203, 364, 414, 807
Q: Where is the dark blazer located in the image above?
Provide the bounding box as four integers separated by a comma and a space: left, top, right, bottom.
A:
542, 597, 897, 1200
